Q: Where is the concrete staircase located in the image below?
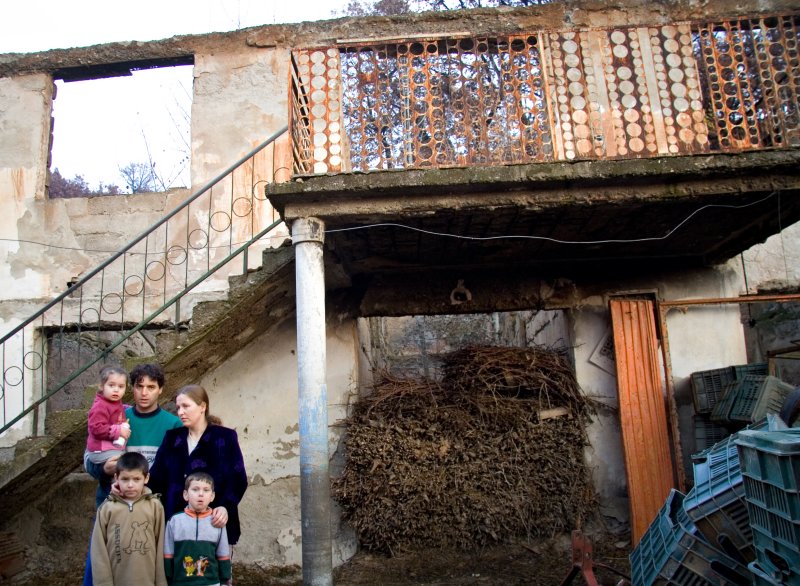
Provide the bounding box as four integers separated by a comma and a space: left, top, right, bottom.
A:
0, 241, 297, 515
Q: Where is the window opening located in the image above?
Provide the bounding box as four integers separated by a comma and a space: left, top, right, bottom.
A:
49, 63, 193, 197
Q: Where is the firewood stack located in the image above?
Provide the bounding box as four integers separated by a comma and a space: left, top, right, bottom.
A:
334, 345, 598, 554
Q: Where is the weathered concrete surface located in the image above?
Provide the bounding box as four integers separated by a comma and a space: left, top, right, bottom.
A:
269, 150, 800, 276
0, 0, 798, 576
209, 316, 359, 569
2, 0, 797, 77
271, 150, 800, 205
1, 472, 95, 579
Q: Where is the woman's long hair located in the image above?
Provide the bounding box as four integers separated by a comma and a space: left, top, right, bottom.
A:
176, 384, 222, 426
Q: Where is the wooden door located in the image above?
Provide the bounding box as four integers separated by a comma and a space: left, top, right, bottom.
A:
610, 298, 675, 545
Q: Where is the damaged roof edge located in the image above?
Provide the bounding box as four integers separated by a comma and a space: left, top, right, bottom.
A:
1, 0, 797, 78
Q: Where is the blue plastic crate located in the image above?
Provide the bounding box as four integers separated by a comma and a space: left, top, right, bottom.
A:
630, 490, 751, 585
686, 435, 753, 564
752, 549, 800, 585
690, 418, 770, 488
748, 561, 786, 586
736, 428, 800, 576
743, 475, 800, 520
710, 380, 742, 424
691, 366, 736, 415
694, 415, 730, 453
736, 429, 800, 493
749, 511, 800, 571
630, 490, 683, 585
689, 363, 768, 415
732, 362, 768, 380
728, 375, 794, 423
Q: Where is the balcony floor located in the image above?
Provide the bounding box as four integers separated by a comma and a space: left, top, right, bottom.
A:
269, 149, 800, 283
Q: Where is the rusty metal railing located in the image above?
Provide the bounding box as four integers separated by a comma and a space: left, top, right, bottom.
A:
290, 13, 800, 174
290, 52, 315, 175
0, 127, 290, 437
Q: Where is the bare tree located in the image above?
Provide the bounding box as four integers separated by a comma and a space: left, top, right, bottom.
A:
49, 168, 121, 198
119, 162, 157, 194
337, 0, 549, 15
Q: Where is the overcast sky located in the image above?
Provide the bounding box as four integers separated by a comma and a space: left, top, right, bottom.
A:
0, 0, 347, 53
0, 0, 349, 190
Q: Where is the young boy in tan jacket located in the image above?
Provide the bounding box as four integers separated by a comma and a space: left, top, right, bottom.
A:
91, 451, 167, 586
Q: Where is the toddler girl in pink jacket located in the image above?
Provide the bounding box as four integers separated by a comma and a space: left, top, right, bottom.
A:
85, 365, 131, 465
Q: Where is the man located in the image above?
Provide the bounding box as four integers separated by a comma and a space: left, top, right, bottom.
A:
124, 363, 183, 466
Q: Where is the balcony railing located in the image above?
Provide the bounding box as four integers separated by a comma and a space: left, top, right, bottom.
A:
290, 13, 799, 175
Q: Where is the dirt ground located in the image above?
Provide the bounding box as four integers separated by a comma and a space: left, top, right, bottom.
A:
10, 531, 631, 585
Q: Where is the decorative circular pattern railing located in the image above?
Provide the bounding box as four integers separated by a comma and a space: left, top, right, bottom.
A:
292, 13, 800, 175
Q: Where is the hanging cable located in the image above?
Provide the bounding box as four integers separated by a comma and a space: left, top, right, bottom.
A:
327, 190, 780, 245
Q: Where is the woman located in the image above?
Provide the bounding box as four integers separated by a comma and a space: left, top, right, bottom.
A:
148, 385, 248, 547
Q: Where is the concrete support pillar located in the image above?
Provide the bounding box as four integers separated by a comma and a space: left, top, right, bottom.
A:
292, 217, 332, 586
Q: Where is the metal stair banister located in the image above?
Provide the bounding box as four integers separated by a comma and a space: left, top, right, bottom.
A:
0, 125, 289, 437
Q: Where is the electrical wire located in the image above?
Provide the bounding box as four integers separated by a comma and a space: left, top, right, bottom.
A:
0, 232, 292, 255
326, 190, 780, 245
0, 189, 781, 253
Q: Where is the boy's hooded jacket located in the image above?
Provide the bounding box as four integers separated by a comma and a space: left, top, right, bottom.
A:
164, 507, 232, 585
90, 491, 167, 586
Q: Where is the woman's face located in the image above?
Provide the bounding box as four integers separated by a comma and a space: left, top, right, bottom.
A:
176, 393, 206, 430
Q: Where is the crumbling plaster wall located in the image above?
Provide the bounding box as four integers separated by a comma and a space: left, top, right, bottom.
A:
191, 46, 288, 185
0, 74, 58, 305
193, 317, 359, 567
0, 37, 290, 303
0, 37, 292, 449
741, 221, 800, 288
572, 260, 746, 524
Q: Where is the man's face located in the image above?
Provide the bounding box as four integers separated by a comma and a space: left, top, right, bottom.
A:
115, 469, 149, 501
133, 375, 162, 413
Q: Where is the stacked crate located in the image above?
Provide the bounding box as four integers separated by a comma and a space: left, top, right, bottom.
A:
630, 489, 752, 585
735, 428, 800, 585
631, 417, 782, 585
711, 374, 792, 427
690, 363, 767, 451
684, 431, 756, 564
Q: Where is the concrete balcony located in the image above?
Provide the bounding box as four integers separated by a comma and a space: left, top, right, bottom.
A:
273, 12, 800, 290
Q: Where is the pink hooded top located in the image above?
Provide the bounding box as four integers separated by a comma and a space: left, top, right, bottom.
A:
86, 392, 127, 452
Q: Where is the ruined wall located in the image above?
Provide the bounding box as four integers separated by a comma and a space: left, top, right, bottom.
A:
572, 261, 746, 525
742, 222, 800, 288
0, 35, 291, 447
0, 0, 798, 572
0, 74, 55, 304
195, 317, 359, 567
191, 46, 288, 186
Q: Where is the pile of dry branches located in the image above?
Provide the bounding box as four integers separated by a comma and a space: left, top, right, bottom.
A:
334, 345, 597, 554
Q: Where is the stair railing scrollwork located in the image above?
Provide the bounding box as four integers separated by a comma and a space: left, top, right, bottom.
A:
0, 125, 290, 437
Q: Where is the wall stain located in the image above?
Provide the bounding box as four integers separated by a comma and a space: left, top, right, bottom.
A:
273, 438, 299, 460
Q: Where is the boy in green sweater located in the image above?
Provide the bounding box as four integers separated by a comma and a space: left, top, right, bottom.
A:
164, 472, 231, 585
